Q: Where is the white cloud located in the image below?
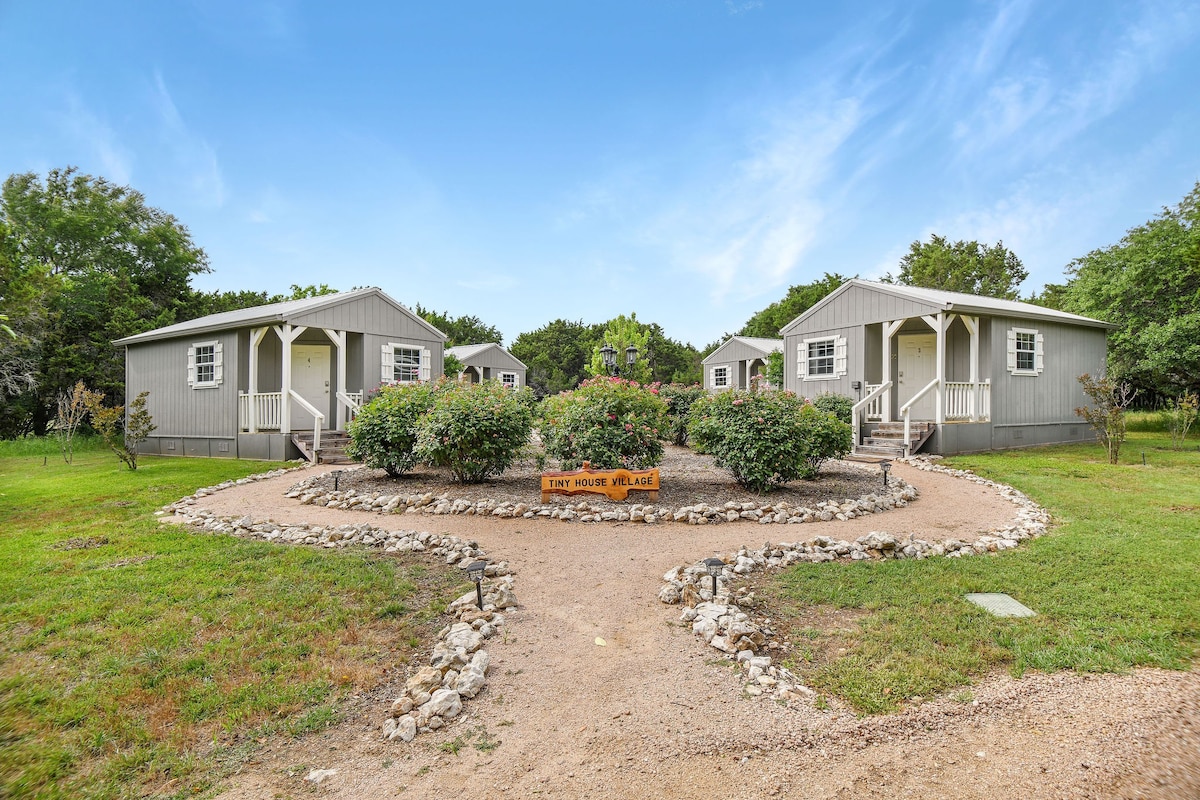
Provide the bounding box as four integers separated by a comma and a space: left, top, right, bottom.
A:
152, 71, 226, 207
725, 0, 763, 15
61, 95, 133, 184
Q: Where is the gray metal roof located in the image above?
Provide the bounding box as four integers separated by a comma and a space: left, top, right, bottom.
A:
446, 342, 527, 369
114, 287, 448, 345
781, 279, 1113, 334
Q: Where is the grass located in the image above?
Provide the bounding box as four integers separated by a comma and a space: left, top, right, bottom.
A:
762, 431, 1200, 713
0, 443, 463, 799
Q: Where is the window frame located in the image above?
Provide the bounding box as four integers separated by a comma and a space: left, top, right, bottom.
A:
498, 371, 518, 388
712, 366, 730, 389
189, 340, 222, 389
1008, 327, 1044, 376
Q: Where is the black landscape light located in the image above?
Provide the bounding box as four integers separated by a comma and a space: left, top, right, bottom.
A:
467, 560, 487, 610
703, 557, 725, 597
880, 459, 892, 487
333, 470, 341, 491
600, 342, 617, 374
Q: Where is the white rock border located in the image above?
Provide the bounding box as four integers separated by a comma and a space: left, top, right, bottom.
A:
162, 476, 517, 745
659, 455, 1052, 702
282, 468, 920, 526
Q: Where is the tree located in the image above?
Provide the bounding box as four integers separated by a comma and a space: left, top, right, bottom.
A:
587, 314, 652, 383
414, 305, 503, 347
510, 319, 603, 398
888, 236, 1028, 300
0, 167, 209, 436
739, 273, 850, 339
1075, 373, 1135, 465
1059, 181, 1200, 399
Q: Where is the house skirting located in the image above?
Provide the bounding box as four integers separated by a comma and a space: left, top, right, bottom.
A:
930, 421, 1095, 455
135, 434, 302, 461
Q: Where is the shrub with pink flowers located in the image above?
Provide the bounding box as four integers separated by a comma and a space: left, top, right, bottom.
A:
413, 380, 535, 483
686, 389, 851, 492
540, 376, 668, 469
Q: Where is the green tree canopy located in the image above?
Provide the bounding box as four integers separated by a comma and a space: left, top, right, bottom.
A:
0, 167, 209, 435
889, 235, 1028, 300
587, 314, 652, 384
510, 318, 603, 398
414, 305, 503, 348
1060, 181, 1200, 397
738, 273, 851, 339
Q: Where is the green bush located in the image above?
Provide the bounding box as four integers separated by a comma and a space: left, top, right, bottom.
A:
686, 390, 851, 492
345, 381, 440, 476
656, 383, 707, 445
812, 392, 854, 424
540, 376, 667, 469
414, 380, 534, 483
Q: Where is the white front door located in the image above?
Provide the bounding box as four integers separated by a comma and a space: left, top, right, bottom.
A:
292, 345, 331, 430
898, 334, 937, 420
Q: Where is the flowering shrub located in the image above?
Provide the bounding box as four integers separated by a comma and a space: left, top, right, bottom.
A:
656, 383, 707, 445
686, 390, 852, 492
812, 392, 854, 424
414, 380, 535, 483
345, 381, 441, 477
540, 376, 667, 469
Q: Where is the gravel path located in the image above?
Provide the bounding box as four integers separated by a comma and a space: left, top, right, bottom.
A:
198, 460, 1199, 800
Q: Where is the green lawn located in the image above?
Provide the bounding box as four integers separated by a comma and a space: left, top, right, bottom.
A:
0, 442, 462, 799
763, 432, 1200, 713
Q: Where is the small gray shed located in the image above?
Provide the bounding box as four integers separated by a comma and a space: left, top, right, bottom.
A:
702, 336, 783, 391
115, 288, 446, 461
779, 279, 1113, 456
446, 343, 527, 388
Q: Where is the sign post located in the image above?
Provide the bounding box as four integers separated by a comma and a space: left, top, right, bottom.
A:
540, 461, 660, 503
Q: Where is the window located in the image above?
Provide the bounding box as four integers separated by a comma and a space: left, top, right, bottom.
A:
1007, 327, 1044, 376
498, 372, 518, 388
187, 340, 222, 388
381, 343, 430, 384
392, 347, 421, 383
798, 336, 846, 381
711, 366, 729, 389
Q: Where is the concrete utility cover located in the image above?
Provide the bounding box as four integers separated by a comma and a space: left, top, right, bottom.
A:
965, 593, 1037, 617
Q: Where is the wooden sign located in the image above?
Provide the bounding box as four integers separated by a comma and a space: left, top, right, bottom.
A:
540, 461, 660, 503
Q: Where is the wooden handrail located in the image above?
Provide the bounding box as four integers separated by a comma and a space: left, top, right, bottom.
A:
287, 390, 325, 456
850, 381, 892, 445
899, 378, 940, 454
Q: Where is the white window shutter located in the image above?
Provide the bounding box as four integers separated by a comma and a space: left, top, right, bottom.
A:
187, 345, 196, 387
834, 336, 847, 378
1006, 329, 1017, 373
213, 342, 224, 385
1035, 333, 1045, 374
796, 343, 806, 379
381, 344, 394, 384
420, 349, 431, 381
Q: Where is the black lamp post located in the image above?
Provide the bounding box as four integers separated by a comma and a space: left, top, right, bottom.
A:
703, 557, 725, 597
466, 560, 487, 610
600, 342, 640, 377
880, 459, 892, 487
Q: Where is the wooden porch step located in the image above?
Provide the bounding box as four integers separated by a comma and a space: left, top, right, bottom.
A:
852, 443, 906, 458
291, 431, 358, 465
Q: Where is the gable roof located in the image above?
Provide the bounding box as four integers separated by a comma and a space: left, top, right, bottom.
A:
114, 287, 448, 345
779, 279, 1113, 335
446, 342, 527, 369
701, 335, 783, 365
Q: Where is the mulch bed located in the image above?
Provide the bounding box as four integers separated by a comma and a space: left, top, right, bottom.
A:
308, 444, 888, 512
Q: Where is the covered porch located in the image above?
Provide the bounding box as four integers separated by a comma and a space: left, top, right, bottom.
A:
236, 323, 365, 457
852, 312, 992, 456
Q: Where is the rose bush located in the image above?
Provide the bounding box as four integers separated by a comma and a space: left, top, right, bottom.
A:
687, 390, 851, 492
345, 381, 441, 477
656, 383, 707, 445
414, 380, 535, 483
540, 376, 667, 469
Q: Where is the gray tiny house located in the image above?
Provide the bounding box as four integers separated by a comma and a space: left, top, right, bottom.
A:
780, 280, 1112, 456
115, 288, 446, 461
702, 336, 782, 391
447, 343, 527, 388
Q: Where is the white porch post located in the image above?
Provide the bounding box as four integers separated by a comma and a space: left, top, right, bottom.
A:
934, 312, 946, 424
248, 327, 268, 433
323, 328, 347, 428
882, 319, 903, 423
279, 324, 307, 434
962, 315, 980, 420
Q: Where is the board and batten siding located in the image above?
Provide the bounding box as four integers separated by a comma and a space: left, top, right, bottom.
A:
987, 316, 1106, 427
789, 283, 943, 332
125, 333, 239, 438
459, 347, 525, 372
783, 324, 861, 397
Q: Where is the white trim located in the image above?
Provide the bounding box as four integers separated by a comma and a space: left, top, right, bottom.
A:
1009, 327, 1043, 376
498, 371, 519, 388
188, 339, 222, 389
710, 365, 730, 390
382, 342, 427, 384
801, 335, 847, 381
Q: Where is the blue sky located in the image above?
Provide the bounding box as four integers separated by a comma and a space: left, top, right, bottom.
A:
2, 1, 1198, 347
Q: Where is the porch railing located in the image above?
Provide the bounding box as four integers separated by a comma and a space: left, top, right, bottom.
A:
945, 380, 991, 422
851, 381, 892, 446
238, 391, 282, 432
900, 378, 941, 455
336, 391, 363, 425
861, 384, 886, 421
288, 390, 325, 457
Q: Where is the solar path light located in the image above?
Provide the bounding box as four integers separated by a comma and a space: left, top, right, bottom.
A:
880, 459, 892, 487
467, 560, 487, 610
703, 557, 725, 597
